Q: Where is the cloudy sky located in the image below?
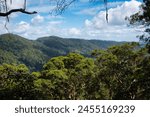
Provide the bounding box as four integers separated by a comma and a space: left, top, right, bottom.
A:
0, 0, 143, 41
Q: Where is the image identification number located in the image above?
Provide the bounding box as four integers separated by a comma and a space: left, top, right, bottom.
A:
78, 105, 135, 114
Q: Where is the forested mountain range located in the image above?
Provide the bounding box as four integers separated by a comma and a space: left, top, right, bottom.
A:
1, 33, 150, 100
0, 33, 123, 71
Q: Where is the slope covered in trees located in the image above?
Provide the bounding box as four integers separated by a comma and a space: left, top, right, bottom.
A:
0, 34, 49, 71
0, 33, 122, 70
0, 42, 149, 100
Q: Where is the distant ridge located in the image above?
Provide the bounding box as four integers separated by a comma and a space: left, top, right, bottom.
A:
0, 33, 124, 70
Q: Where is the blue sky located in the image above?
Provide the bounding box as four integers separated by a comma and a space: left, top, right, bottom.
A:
0, 0, 143, 41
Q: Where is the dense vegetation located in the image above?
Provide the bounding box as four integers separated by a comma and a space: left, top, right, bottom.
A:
0, 34, 122, 71
0, 41, 150, 100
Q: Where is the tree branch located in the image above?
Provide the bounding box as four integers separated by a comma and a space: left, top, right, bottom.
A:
0, 8, 37, 16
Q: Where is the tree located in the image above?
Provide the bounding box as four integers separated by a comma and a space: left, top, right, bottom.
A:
129, 0, 150, 52
92, 43, 150, 100
39, 55, 69, 99
0, 64, 36, 99
39, 53, 102, 99
0, 45, 150, 100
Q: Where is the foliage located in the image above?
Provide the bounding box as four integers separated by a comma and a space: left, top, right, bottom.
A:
0, 64, 36, 99
92, 42, 150, 99
0, 41, 150, 99
0, 33, 121, 71
129, 0, 150, 52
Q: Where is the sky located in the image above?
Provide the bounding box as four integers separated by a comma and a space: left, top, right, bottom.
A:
0, 0, 143, 41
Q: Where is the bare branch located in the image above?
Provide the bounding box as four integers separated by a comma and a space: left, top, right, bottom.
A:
0, 8, 37, 17
0, 0, 37, 17
50, 0, 108, 22
50, 0, 77, 15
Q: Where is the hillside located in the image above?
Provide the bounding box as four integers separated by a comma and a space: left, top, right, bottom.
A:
0, 33, 123, 71
0, 34, 50, 71
37, 36, 123, 55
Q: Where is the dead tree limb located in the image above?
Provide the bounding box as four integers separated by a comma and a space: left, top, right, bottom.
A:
0, 8, 37, 16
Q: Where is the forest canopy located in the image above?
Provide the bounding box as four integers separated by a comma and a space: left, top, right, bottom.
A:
0, 43, 150, 100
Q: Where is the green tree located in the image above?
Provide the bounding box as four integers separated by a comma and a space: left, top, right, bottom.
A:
38, 56, 69, 99
39, 53, 99, 99
92, 43, 150, 99
133, 53, 150, 99
0, 64, 36, 99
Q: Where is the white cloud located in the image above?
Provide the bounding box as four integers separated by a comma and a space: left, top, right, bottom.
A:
45, 15, 64, 20
9, 19, 64, 39
85, 0, 141, 28
14, 21, 30, 34
31, 15, 44, 24
0, 18, 8, 34
83, 0, 142, 41
68, 28, 81, 36
48, 21, 63, 25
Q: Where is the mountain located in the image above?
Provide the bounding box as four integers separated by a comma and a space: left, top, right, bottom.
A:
37, 36, 123, 55
0, 34, 49, 71
0, 34, 123, 71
